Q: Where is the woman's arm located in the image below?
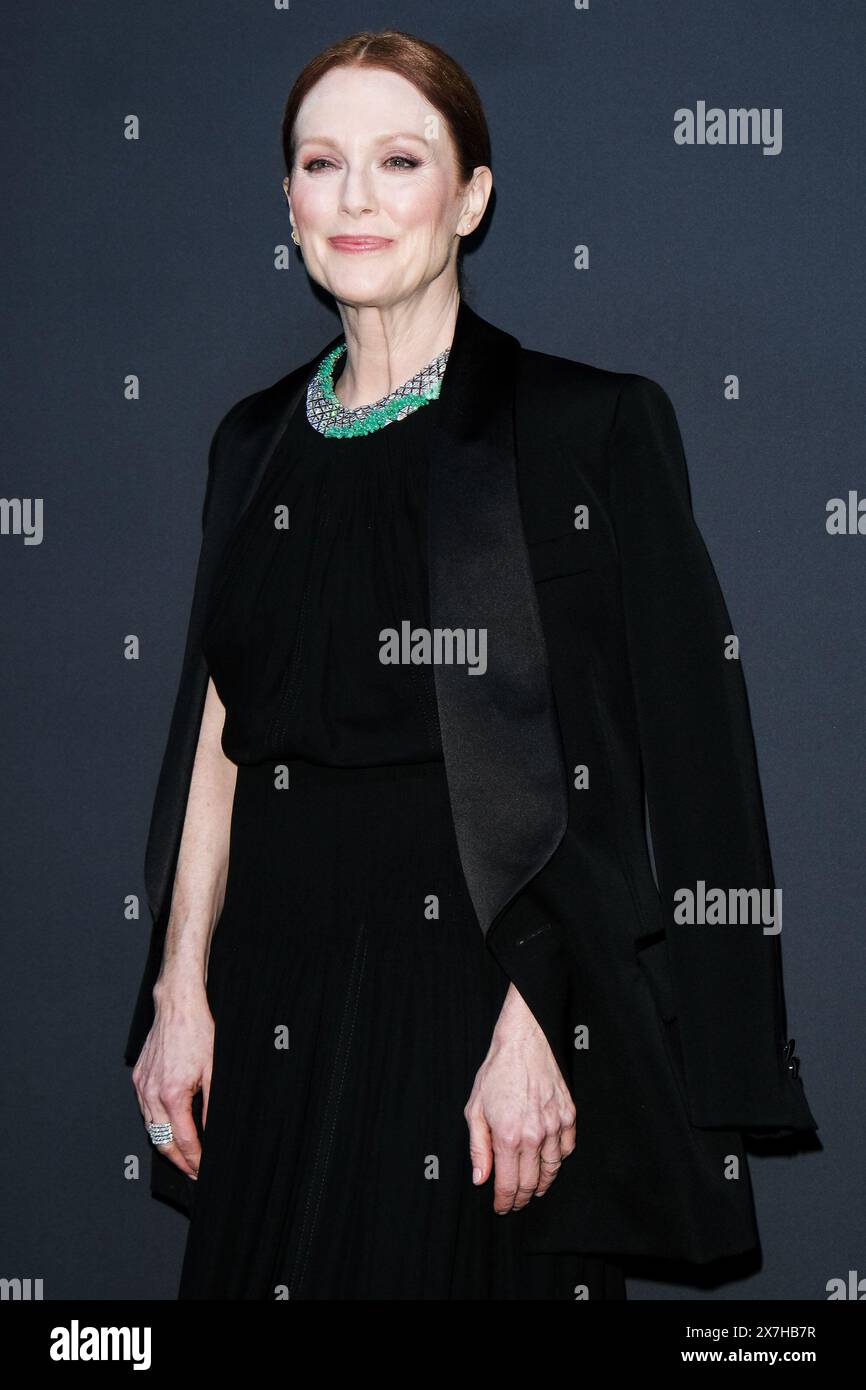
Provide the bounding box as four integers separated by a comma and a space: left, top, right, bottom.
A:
131, 676, 237, 1179
152, 676, 236, 994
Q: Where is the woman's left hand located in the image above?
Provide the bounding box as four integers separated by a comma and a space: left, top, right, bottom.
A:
464, 983, 577, 1213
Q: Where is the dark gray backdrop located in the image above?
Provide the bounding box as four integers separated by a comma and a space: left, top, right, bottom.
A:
1, 0, 861, 1301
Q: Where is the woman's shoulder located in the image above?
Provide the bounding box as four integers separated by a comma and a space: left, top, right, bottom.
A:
511, 345, 687, 487
199, 354, 322, 525
517, 343, 674, 422
213, 354, 318, 445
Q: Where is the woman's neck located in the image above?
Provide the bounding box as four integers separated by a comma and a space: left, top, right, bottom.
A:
333, 285, 459, 410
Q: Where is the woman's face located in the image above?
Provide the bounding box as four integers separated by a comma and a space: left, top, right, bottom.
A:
284, 65, 490, 309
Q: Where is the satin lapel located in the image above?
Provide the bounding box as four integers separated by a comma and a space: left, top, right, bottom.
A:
427, 299, 569, 939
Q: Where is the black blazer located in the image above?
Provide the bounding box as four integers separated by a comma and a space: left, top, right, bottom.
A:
125, 298, 817, 1261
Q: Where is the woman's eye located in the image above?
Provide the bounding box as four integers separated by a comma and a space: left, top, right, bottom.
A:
301, 155, 420, 173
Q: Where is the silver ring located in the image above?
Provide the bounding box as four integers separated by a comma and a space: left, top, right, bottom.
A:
147, 1121, 174, 1147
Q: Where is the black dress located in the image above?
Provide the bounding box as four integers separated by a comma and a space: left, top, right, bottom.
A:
178, 385, 626, 1300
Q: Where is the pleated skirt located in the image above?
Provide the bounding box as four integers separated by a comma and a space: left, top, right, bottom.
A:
177, 757, 626, 1300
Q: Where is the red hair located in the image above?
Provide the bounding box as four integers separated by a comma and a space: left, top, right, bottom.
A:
281, 29, 491, 185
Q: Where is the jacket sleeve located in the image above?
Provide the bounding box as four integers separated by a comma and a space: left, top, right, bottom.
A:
607, 373, 817, 1132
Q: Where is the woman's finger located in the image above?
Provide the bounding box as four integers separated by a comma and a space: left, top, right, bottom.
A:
513, 1141, 542, 1210
465, 1105, 493, 1186
163, 1090, 202, 1178
142, 1092, 200, 1180
534, 1130, 563, 1197
491, 1136, 521, 1213
560, 1114, 577, 1160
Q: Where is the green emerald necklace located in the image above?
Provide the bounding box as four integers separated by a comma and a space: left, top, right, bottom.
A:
306, 340, 450, 439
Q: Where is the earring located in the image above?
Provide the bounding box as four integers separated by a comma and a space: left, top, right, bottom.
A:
291, 226, 300, 246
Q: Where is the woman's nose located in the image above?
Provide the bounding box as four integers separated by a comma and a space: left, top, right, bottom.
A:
339, 166, 378, 218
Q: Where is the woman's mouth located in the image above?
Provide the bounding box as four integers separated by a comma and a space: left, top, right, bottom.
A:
327, 236, 394, 253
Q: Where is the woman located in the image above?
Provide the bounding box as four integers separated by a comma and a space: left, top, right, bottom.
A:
126, 30, 817, 1301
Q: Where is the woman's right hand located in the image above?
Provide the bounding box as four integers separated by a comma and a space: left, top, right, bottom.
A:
131, 980, 215, 1181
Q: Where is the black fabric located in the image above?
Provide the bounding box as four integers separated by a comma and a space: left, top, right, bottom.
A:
202, 399, 442, 767
178, 762, 624, 1300
177, 399, 625, 1299
125, 299, 818, 1272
